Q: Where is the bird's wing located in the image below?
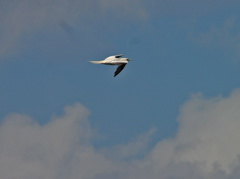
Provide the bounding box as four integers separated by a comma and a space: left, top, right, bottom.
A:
114, 64, 126, 77
114, 54, 123, 58
105, 54, 123, 62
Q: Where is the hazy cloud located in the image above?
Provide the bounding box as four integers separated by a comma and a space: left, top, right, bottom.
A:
191, 17, 240, 59
0, 0, 147, 57
156, 0, 240, 17
1, 0, 240, 58
2, 90, 240, 178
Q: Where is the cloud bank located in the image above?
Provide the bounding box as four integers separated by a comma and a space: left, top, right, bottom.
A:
1, 90, 240, 178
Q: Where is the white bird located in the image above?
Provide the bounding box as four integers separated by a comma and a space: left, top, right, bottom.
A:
89, 54, 133, 77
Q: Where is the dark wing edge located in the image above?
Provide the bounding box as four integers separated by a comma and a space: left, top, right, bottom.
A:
114, 54, 124, 58
114, 64, 126, 77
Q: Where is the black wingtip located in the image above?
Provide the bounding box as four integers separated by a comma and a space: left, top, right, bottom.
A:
115, 54, 124, 58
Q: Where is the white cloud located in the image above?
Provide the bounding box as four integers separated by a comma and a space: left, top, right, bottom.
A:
147, 89, 240, 178
101, 128, 156, 161
2, 90, 240, 178
0, 102, 151, 179
0, 103, 119, 179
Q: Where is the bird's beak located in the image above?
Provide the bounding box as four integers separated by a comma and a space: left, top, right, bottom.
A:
128, 59, 133, 61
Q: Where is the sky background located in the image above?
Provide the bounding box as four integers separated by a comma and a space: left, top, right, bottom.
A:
1, 0, 240, 178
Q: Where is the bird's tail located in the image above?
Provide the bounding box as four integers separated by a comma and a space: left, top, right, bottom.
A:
89, 60, 104, 64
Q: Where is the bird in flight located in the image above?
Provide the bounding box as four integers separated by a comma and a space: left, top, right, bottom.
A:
89, 54, 133, 77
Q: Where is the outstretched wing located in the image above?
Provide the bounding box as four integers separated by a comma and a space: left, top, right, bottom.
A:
114, 54, 123, 58
114, 64, 126, 77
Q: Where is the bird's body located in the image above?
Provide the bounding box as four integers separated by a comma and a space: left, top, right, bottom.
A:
89, 54, 132, 77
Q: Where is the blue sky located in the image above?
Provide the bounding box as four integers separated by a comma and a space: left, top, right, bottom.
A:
2, 0, 240, 178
